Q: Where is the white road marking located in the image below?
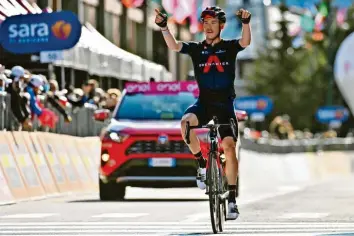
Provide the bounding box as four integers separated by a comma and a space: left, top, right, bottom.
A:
0, 224, 352, 229
278, 213, 330, 219
1, 227, 354, 234
0, 221, 353, 235
0, 221, 353, 226
179, 212, 208, 222
91, 213, 149, 218
180, 184, 307, 222
0, 213, 58, 219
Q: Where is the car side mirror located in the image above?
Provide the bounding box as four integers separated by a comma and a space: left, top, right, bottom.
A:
94, 109, 110, 122
235, 109, 248, 122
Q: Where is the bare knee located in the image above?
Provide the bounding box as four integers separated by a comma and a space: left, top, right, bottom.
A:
222, 137, 236, 153
181, 113, 199, 128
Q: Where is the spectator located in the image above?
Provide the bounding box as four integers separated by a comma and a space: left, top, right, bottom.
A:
45, 79, 72, 123
269, 114, 295, 139
67, 79, 98, 107
6, 66, 32, 130
0, 73, 11, 92
104, 88, 121, 111
25, 75, 58, 129
93, 87, 106, 107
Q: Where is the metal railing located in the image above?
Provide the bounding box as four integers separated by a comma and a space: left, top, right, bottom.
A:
0, 93, 106, 137
240, 136, 354, 153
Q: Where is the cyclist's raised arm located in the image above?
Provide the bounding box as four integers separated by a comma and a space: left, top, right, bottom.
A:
154, 8, 182, 52
236, 9, 252, 48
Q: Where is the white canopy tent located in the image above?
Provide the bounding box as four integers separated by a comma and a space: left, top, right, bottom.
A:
53, 23, 172, 82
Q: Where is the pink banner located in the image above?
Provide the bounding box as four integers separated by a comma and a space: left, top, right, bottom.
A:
125, 81, 199, 96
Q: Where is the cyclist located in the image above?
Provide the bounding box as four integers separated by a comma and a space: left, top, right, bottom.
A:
155, 6, 251, 220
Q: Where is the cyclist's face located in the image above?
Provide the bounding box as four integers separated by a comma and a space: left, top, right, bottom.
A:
203, 17, 222, 40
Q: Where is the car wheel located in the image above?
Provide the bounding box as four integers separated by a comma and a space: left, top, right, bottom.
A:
99, 179, 126, 201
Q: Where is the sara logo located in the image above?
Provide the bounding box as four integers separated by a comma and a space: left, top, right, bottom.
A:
335, 110, 344, 119
234, 95, 273, 115
256, 100, 268, 110
316, 106, 349, 123
8, 20, 71, 43
0, 11, 81, 54
51, 21, 72, 39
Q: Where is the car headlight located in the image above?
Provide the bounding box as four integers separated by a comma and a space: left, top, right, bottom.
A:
104, 131, 129, 143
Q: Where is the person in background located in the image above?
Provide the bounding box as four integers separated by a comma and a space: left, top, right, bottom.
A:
7, 66, 32, 130
67, 79, 98, 107
93, 87, 106, 107
0, 71, 11, 92
25, 75, 58, 129
104, 88, 121, 111
45, 79, 72, 123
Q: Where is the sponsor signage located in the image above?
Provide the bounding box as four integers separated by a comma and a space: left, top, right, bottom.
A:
0, 11, 81, 54
234, 95, 273, 115
125, 81, 199, 96
315, 106, 349, 123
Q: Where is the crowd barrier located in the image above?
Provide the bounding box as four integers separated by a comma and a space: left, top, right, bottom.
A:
240, 149, 354, 192
1, 129, 353, 206
241, 137, 354, 153
0, 93, 106, 137
0, 130, 100, 205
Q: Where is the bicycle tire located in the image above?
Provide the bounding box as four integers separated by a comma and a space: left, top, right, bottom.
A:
236, 175, 240, 198
218, 167, 226, 232
208, 151, 219, 234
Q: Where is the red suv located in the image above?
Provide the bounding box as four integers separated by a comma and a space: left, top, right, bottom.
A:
95, 81, 247, 200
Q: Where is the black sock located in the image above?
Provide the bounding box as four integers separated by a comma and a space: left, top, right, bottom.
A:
228, 185, 236, 203
194, 151, 206, 168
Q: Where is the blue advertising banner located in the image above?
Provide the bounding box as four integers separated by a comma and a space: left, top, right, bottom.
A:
234, 95, 273, 115
0, 11, 81, 54
315, 106, 350, 123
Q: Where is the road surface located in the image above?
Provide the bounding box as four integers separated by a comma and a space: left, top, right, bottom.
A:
1, 173, 354, 235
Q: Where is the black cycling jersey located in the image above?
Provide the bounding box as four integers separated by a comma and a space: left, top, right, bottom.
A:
179, 39, 244, 102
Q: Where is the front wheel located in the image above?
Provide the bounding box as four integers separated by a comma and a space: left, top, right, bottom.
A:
208, 152, 220, 234
99, 179, 126, 201
236, 176, 240, 198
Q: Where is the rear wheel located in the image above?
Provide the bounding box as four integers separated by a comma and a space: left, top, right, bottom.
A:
99, 179, 126, 201
208, 152, 220, 234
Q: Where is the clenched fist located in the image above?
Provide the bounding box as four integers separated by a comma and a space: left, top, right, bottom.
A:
236, 9, 251, 24
154, 8, 168, 28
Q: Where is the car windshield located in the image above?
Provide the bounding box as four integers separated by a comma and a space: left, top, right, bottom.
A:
115, 92, 196, 120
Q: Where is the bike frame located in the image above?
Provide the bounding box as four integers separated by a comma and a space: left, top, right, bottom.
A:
185, 116, 237, 234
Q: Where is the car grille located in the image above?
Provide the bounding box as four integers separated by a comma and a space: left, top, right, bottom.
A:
126, 140, 191, 154
124, 166, 196, 177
